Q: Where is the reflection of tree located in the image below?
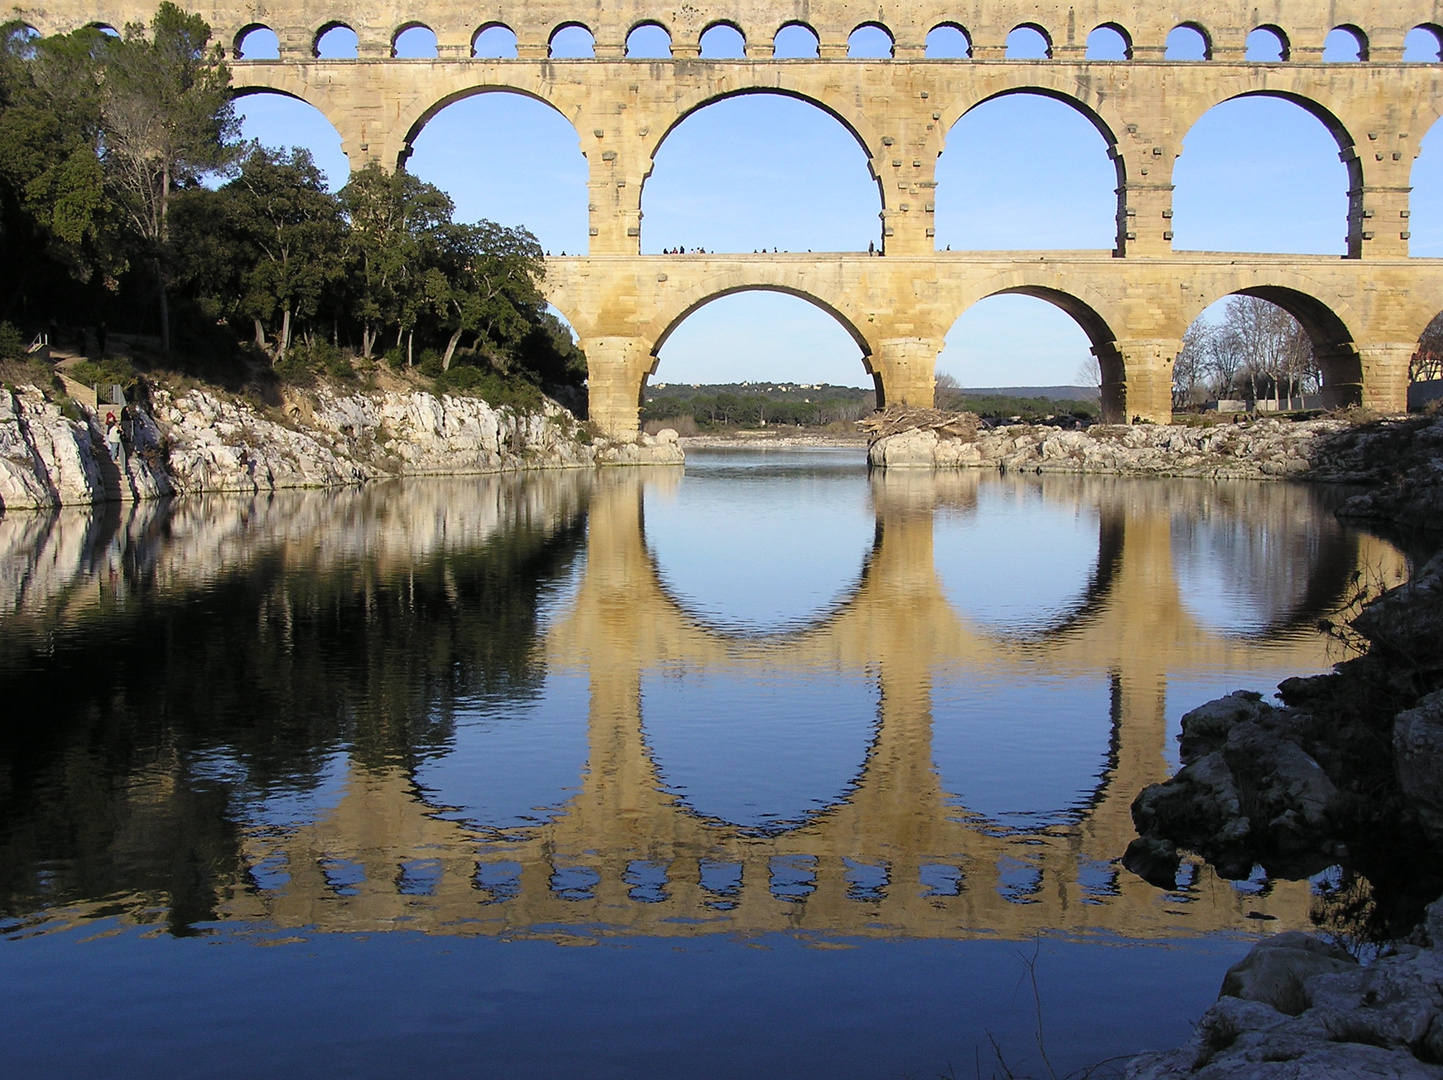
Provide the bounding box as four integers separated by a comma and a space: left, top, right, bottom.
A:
1169, 486, 1336, 630
0, 502, 584, 931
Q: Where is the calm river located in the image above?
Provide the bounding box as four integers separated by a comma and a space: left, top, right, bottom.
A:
0, 449, 1413, 1078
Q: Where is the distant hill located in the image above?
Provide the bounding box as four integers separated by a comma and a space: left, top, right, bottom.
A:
957, 385, 1100, 401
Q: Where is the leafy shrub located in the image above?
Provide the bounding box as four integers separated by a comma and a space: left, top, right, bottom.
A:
274, 342, 353, 385
69, 356, 139, 389
433, 365, 543, 410
0, 322, 24, 361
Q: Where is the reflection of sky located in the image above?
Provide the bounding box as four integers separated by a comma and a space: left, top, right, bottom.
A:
413, 674, 589, 830
200, 750, 352, 831
643, 449, 873, 632
932, 672, 1114, 828
642, 672, 876, 831
933, 485, 1099, 632
1171, 516, 1318, 635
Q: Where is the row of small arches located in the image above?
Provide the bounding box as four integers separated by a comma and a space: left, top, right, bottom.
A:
232, 20, 1443, 63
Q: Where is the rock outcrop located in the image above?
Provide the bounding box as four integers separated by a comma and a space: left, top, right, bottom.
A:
0, 382, 681, 511
1127, 919, 1443, 1078
868, 413, 1443, 499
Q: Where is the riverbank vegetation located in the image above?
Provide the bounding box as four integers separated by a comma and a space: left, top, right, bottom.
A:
0, 7, 583, 408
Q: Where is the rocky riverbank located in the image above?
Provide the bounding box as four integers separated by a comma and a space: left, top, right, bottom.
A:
0, 381, 681, 511
1121, 444, 1443, 1075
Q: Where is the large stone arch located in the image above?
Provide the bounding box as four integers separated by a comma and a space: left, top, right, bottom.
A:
398, 83, 583, 168
1184, 275, 1364, 406
640, 83, 883, 181
931, 80, 1130, 252
645, 278, 880, 395
1169, 86, 1366, 255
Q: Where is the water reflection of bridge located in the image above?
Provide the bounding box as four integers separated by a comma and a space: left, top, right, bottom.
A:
219, 469, 1405, 941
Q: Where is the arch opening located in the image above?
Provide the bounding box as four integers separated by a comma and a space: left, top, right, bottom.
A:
773, 22, 819, 58
1405, 26, 1443, 61
230, 90, 349, 191
1172, 95, 1354, 255
1006, 25, 1051, 59
926, 24, 971, 58
1412, 312, 1443, 408
314, 23, 357, 59
1411, 116, 1443, 256
405, 89, 588, 255
699, 22, 745, 58
937, 290, 1114, 400
1086, 24, 1131, 60
1166, 24, 1210, 60
235, 24, 279, 59
1246, 26, 1289, 62
848, 24, 894, 58
1176, 290, 1358, 410
392, 24, 437, 58
1323, 26, 1367, 62
934, 91, 1120, 251
472, 24, 517, 58
626, 22, 672, 59
642, 92, 881, 254
548, 24, 594, 58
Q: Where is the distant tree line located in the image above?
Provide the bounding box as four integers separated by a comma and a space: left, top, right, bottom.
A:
641, 384, 876, 430
933, 373, 1099, 422
0, 7, 582, 396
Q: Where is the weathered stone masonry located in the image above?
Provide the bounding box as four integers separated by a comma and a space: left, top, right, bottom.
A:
21, 0, 1443, 432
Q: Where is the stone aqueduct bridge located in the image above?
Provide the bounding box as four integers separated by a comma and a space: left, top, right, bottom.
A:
199, 471, 1401, 941
25, 0, 1443, 432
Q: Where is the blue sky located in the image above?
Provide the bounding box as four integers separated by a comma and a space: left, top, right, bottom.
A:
232, 29, 1443, 388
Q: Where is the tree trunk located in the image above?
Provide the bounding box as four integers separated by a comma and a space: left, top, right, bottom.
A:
252, 318, 267, 351
362, 326, 375, 358
279, 308, 292, 360
406, 329, 414, 367
154, 258, 170, 356
442, 326, 464, 371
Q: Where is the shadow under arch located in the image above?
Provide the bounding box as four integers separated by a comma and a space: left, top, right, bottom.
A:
944, 86, 1126, 252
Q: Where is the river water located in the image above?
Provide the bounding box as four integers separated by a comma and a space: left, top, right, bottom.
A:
0, 449, 1413, 1078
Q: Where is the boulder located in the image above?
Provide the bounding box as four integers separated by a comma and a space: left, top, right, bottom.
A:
1353, 553, 1443, 669
1219, 932, 1358, 1016
1395, 690, 1443, 840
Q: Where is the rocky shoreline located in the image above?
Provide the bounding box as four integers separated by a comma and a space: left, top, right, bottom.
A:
1119, 422, 1443, 1076
0, 381, 682, 511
